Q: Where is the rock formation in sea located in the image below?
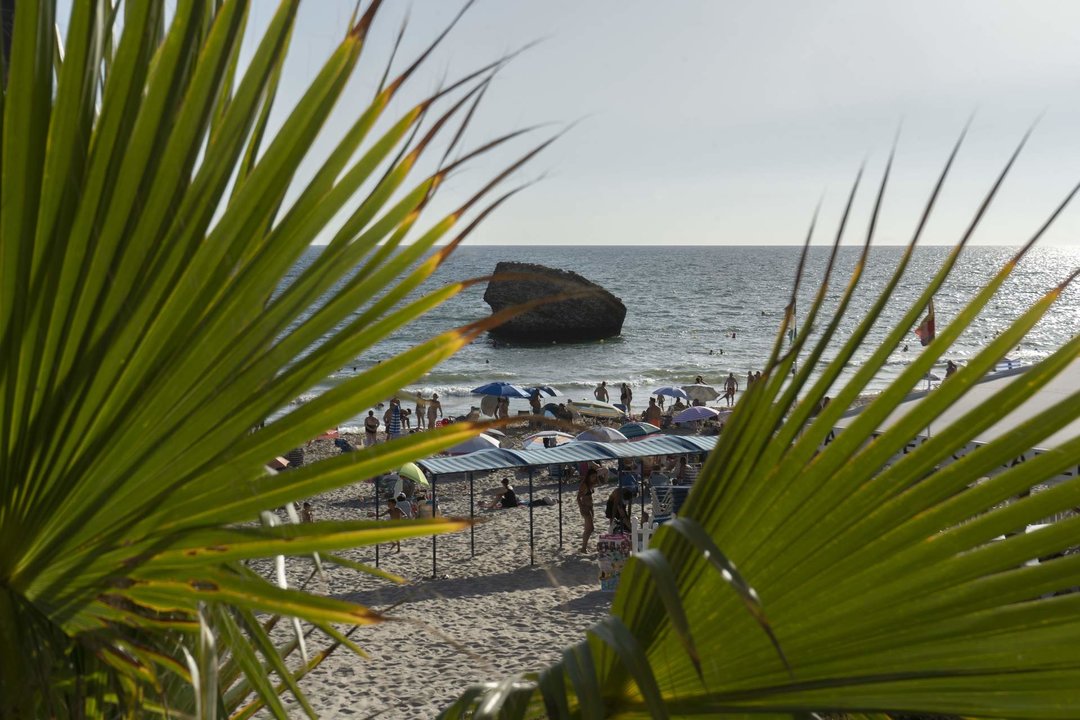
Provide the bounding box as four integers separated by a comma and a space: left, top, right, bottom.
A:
482, 261, 627, 343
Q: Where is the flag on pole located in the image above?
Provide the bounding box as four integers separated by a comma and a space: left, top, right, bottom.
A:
914, 298, 936, 346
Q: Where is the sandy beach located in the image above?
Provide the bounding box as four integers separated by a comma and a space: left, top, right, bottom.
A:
258, 431, 622, 718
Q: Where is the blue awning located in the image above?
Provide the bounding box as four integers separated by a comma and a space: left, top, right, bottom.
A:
417, 435, 716, 476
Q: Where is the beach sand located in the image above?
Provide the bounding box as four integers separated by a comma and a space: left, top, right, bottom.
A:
258, 433, 617, 718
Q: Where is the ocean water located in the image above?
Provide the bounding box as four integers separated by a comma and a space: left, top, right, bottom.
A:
281, 245, 1080, 425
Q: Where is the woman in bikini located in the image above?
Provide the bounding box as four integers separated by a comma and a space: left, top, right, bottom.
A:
577, 467, 599, 553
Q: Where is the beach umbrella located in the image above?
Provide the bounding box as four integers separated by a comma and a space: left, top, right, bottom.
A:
521, 431, 575, 450
681, 383, 720, 402
674, 406, 720, 424
567, 399, 627, 420
446, 434, 501, 455
574, 426, 629, 443
525, 385, 560, 397
619, 421, 661, 440
653, 386, 689, 400
471, 381, 531, 398
482, 428, 507, 438
398, 462, 429, 487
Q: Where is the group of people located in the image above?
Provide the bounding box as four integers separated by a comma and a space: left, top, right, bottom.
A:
363, 393, 445, 446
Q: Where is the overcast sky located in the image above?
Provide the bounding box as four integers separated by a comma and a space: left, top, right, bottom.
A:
130, 2, 1080, 246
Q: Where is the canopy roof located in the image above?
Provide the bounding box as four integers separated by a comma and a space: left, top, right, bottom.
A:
417, 434, 716, 475
833, 358, 1080, 452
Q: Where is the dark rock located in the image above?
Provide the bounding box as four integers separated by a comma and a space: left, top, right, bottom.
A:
483, 262, 626, 343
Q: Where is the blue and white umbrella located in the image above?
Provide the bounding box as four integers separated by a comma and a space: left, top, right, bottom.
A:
471, 381, 532, 399
525, 385, 561, 397
653, 386, 689, 400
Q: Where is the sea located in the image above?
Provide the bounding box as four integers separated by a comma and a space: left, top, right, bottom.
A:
279, 244, 1080, 427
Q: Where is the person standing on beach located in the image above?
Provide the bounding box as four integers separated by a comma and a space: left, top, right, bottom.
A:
529, 389, 542, 415
384, 398, 403, 440
427, 392, 442, 428
620, 383, 633, 414
577, 467, 600, 553
724, 373, 739, 407
497, 396, 510, 420
364, 410, 379, 446
643, 397, 662, 426
594, 381, 609, 402
414, 392, 426, 430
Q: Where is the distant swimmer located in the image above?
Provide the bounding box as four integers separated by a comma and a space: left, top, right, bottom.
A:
902, 344, 909, 352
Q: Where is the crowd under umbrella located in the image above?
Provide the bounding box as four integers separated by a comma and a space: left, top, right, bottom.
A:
619, 421, 661, 440
681, 383, 721, 403
653, 386, 690, 401
574, 426, 629, 443
673, 406, 721, 424
521, 430, 575, 450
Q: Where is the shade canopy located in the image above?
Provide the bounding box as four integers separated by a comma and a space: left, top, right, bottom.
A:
654, 386, 689, 400
471, 381, 531, 398
417, 435, 718, 475
526, 385, 561, 397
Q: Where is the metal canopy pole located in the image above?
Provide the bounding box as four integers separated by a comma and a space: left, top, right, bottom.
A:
374, 479, 380, 568
528, 468, 535, 566
557, 470, 563, 550
431, 473, 438, 579
469, 472, 475, 557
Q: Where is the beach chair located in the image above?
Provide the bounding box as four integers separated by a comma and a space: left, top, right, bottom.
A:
650, 485, 675, 522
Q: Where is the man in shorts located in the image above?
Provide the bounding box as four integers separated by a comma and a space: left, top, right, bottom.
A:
724, 372, 739, 407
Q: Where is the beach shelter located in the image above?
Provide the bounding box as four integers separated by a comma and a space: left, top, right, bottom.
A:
674, 406, 720, 424
619, 421, 661, 440
471, 381, 531, 398
681, 383, 720, 402
653, 386, 689, 400
575, 426, 629, 443
525, 385, 560, 397
521, 430, 575, 450
446, 434, 501, 455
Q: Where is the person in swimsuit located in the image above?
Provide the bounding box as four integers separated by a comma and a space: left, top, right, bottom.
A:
427, 392, 443, 429
577, 467, 599, 553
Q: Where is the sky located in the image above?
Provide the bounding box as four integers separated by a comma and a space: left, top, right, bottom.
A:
85, 2, 1080, 247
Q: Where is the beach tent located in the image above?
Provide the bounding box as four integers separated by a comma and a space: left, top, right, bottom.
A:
681, 383, 721, 402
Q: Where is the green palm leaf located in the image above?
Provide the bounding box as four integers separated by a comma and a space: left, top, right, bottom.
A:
0, 1, 548, 715
445, 140, 1080, 718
